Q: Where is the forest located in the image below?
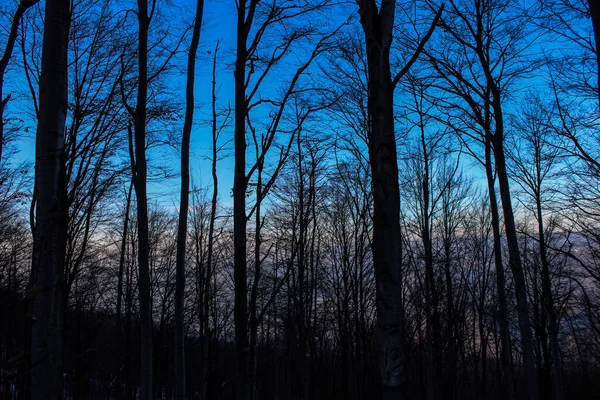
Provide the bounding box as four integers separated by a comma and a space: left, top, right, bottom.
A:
0, 0, 599, 399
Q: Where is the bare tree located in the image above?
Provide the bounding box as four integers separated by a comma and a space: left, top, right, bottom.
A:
29, 0, 70, 398
132, 0, 153, 397
355, 0, 443, 396
422, 0, 541, 397
232, 2, 340, 398
508, 98, 565, 400
174, 0, 204, 397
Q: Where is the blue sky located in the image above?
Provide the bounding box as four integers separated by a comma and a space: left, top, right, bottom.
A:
4, 0, 590, 213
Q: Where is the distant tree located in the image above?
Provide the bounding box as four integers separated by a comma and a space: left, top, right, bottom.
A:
508, 98, 565, 400
423, 0, 540, 397
399, 76, 459, 400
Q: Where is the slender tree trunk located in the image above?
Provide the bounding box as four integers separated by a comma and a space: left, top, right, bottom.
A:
442, 208, 456, 400
125, 235, 135, 400
492, 133, 538, 400
115, 178, 133, 397
116, 180, 134, 331
296, 132, 308, 400
201, 40, 220, 400
248, 162, 262, 400
478, 299, 488, 398
484, 136, 515, 400
422, 169, 433, 400
175, 1, 204, 397
30, 0, 70, 398
234, 1, 249, 398
534, 193, 564, 400
133, 1, 153, 398
420, 123, 439, 400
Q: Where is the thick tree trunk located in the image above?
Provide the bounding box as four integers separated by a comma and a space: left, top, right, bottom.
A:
360, 19, 407, 400
175, 1, 204, 397
134, 1, 153, 398
358, 3, 441, 397
30, 0, 70, 398
369, 74, 406, 400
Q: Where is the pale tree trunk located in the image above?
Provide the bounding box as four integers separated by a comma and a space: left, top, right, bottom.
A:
175, 0, 204, 398
30, 0, 70, 398
133, 0, 153, 398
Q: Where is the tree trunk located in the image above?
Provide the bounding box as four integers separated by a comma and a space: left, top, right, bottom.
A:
492, 132, 538, 400
484, 136, 515, 400
248, 162, 262, 400
175, 1, 204, 397
534, 192, 564, 400
357, 3, 441, 397
201, 40, 220, 400
234, 1, 249, 398
115, 178, 133, 396
358, 4, 407, 396
30, 0, 70, 398
133, 1, 153, 398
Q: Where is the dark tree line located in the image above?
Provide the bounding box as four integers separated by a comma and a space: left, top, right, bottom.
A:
1, 0, 600, 399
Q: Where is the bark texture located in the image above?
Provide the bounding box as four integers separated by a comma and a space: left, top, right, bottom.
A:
30, 0, 70, 398
357, 1, 406, 397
